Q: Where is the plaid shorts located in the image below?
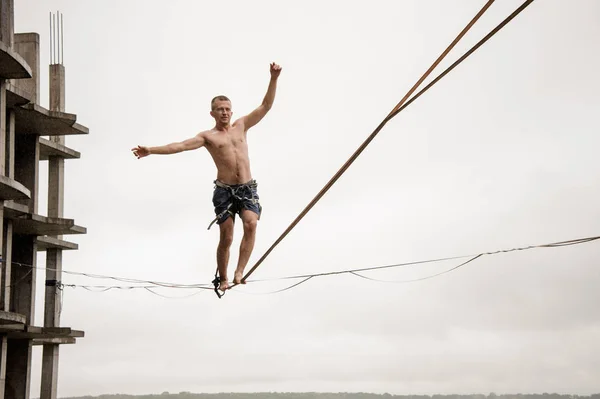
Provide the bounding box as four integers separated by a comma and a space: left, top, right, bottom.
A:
211, 179, 262, 226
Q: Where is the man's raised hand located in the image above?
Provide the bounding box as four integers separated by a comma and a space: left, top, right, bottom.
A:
270, 62, 282, 79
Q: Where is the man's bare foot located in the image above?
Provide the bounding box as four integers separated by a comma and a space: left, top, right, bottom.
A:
219, 279, 229, 291
233, 271, 246, 285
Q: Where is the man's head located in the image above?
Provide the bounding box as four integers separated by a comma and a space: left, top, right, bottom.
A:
210, 95, 233, 126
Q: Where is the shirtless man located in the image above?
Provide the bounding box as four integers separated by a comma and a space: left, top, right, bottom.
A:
131, 62, 282, 291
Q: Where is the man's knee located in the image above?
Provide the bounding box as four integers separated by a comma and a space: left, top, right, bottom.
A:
219, 234, 233, 248
243, 215, 258, 234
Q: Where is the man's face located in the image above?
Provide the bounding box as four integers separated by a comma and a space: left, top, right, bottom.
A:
211, 100, 232, 124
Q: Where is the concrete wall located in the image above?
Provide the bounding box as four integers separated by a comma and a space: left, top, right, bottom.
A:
13, 33, 40, 104
0, 0, 13, 46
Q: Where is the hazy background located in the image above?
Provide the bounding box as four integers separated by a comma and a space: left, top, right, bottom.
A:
12, 0, 600, 397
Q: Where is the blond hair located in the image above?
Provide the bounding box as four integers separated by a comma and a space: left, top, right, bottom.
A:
211, 95, 231, 110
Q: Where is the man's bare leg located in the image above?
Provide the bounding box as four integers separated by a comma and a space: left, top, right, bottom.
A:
216, 217, 234, 290
233, 210, 258, 284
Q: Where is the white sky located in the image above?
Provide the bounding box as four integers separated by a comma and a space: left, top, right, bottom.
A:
12, 0, 600, 397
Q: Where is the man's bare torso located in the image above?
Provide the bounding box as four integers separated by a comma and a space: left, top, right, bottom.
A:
202, 120, 252, 185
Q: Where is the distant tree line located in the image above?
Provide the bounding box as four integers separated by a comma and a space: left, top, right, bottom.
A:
60, 392, 600, 399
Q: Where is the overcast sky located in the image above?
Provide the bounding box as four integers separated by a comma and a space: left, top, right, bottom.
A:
12, 0, 600, 397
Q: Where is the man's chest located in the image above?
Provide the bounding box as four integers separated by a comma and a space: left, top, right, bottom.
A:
206, 129, 247, 149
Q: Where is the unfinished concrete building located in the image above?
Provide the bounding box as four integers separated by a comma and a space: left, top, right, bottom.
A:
1, 1, 87, 399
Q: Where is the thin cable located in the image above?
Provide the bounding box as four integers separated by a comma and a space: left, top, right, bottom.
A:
234, 276, 315, 296
237, 256, 479, 294
387, 0, 495, 117
350, 255, 482, 284
241, 0, 535, 284
3, 269, 33, 289
2, 233, 597, 291
61, 283, 154, 291
245, 254, 474, 283
387, 0, 535, 121
60, 283, 213, 298
238, 234, 596, 293
143, 287, 208, 299
1, 260, 213, 289
248, 234, 598, 285
17, 234, 599, 297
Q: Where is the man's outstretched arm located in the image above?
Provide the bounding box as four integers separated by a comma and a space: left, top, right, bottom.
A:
241, 62, 282, 131
131, 133, 206, 159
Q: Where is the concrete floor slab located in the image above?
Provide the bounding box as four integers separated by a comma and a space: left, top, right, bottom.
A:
35, 236, 78, 251
3, 201, 86, 236
0, 41, 32, 79
0, 311, 26, 325
39, 138, 80, 160
6, 81, 33, 108
14, 103, 89, 136
0, 175, 30, 201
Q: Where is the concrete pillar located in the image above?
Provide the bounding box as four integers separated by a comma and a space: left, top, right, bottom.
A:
0, 81, 8, 399
1, 110, 16, 399
6, 110, 14, 179
10, 235, 36, 324
0, 205, 4, 306
47, 159, 64, 219
41, 246, 62, 399
0, 0, 14, 47
0, 203, 5, 399
48, 65, 65, 218
0, 220, 14, 399
14, 33, 39, 104
41, 63, 66, 399
0, 81, 5, 177
40, 345, 59, 399
0, 77, 5, 399
49, 65, 64, 116
5, 340, 31, 399
6, 235, 34, 399
0, 335, 6, 399
43, 248, 61, 327
14, 135, 39, 214
2, 118, 16, 399
13, 33, 41, 213
1, 220, 13, 311
0, 219, 14, 399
